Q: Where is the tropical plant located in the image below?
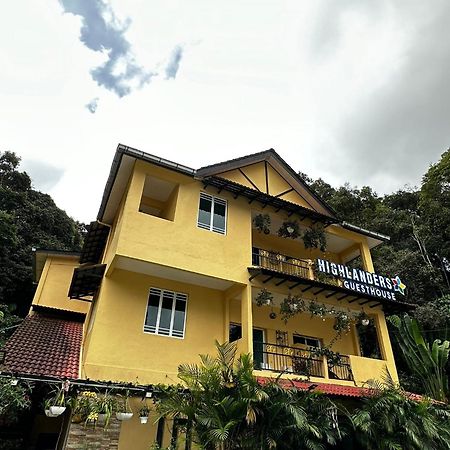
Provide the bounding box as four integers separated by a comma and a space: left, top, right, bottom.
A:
155, 341, 344, 449
389, 314, 449, 402
0, 377, 31, 423
255, 288, 273, 307
253, 214, 271, 234
302, 225, 327, 252
277, 220, 300, 239
352, 378, 450, 450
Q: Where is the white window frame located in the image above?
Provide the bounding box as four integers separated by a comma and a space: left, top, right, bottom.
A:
143, 287, 188, 339
197, 192, 227, 235
292, 334, 321, 348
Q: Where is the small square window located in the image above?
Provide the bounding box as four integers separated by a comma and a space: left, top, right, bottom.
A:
197, 193, 227, 234
144, 288, 187, 338
293, 334, 321, 348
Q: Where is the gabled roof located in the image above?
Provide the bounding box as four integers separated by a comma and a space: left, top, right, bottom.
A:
3, 308, 83, 378
196, 149, 337, 219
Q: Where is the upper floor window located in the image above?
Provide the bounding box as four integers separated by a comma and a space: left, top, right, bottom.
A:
197, 193, 227, 234
144, 288, 187, 338
293, 334, 321, 348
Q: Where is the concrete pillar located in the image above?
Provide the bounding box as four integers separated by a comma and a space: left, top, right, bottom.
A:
359, 240, 375, 273
374, 312, 399, 382
240, 285, 254, 354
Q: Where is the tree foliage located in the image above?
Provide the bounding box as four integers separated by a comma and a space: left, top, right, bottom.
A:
302, 148, 450, 307
388, 315, 449, 402
156, 341, 344, 449
352, 381, 450, 450
0, 151, 85, 316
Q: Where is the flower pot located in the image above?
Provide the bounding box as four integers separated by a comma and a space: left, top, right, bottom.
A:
49, 406, 66, 416
97, 413, 107, 424
139, 416, 148, 424
45, 409, 59, 418
361, 319, 370, 326
116, 412, 133, 421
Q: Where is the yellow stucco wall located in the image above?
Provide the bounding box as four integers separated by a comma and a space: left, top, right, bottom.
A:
111, 161, 252, 284
82, 269, 227, 385
32, 255, 90, 315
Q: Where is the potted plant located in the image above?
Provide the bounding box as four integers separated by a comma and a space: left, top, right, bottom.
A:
253, 214, 271, 234
95, 392, 116, 427
303, 225, 327, 251
44, 399, 59, 418
357, 311, 370, 326
139, 404, 150, 424
46, 386, 67, 417
116, 392, 133, 421
278, 220, 300, 239
255, 288, 273, 307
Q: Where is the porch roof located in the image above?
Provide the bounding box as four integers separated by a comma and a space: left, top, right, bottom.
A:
248, 266, 414, 313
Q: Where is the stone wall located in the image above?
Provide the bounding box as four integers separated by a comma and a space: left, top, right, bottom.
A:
64, 419, 121, 450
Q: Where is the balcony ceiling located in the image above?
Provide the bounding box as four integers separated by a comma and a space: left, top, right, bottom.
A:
113, 255, 234, 291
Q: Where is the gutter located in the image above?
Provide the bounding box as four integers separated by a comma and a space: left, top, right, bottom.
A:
341, 221, 390, 242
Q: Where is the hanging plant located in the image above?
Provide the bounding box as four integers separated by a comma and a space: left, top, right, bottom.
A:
255, 288, 274, 307
357, 311, 371, 326
139, 404, 151, 424
333, 311, 352, 336
277, 220, 301, 239
280, 294, 306, 322
253, 213, 271, 234
303, 225, 327, 251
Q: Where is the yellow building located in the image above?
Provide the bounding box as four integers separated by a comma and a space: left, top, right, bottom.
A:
3, 145, 410, 449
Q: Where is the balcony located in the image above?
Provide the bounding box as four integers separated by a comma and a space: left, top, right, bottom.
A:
254, 342, 353, 381
249, 247, 408, 311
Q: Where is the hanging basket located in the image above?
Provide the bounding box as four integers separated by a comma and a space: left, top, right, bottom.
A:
116, 412, 133, 421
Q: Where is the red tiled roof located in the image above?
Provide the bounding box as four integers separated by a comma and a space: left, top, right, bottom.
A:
3, 312, 83, 379
256, 377, 371, 398
256, 377, 428, 401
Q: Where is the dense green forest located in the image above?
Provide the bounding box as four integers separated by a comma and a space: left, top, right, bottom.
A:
0, 151, 85, 344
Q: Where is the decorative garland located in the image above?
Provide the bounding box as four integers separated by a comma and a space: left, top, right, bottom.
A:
256, 290, 371, 349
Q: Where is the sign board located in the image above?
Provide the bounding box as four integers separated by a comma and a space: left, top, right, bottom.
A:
316, 258, 406, 301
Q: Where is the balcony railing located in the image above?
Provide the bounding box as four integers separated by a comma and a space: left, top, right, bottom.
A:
252, 248, 312, 278
251, 248, 342, 287
254, 342, 353, 381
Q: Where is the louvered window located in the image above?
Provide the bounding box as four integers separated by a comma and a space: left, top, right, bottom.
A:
197, 193, 227, 234
144, 288, 187, 338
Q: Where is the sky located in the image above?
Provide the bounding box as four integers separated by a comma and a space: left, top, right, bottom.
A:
1, 0, 449, 223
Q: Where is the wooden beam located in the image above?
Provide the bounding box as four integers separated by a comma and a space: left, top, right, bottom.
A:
302, 285, 313, 292
275, 279, 287, 286
289, 282, 302, 290
263, 276, 274, 284
239, 168, 260, 192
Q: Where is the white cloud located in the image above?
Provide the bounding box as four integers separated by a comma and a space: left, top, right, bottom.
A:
0, 0, 448, 223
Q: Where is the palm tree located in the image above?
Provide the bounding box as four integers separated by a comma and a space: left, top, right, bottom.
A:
155, 341, 344, 449
352, 379, 450, 450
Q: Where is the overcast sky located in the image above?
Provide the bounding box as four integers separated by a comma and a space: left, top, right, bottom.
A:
1, 0, 449, 222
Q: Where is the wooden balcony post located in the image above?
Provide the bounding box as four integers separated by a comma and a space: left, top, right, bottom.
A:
240, 286, 254, 355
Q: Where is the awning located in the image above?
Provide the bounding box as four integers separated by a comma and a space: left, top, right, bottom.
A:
79, 221, 110, 264
68, 264, 106, 300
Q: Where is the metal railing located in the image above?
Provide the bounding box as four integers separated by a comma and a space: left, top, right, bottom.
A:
251, 248, 343, 287
254, 342, 325, 377
254, 342, 354, 381
327, 355, 353, 381
252, 248, 312, 279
